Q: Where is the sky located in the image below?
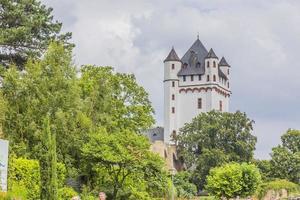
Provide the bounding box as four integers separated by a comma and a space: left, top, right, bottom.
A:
42, 0, 300, 159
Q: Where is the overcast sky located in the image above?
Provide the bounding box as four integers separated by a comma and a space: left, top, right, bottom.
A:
43, 0, 300, 159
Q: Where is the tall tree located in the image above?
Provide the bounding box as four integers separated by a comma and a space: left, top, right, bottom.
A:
175, 111, 257, 189
1, 42, 85, 170
41, 116, 58, 200
270, 129, 300, 183
79, 65, 155, 133
0, 0, 73, 69
81, 129, 168, 200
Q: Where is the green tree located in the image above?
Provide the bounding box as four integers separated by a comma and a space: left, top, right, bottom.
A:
40, 116, 58, 200
206, 163, 261, 199
81, 129, 168, 200
175, 111, 257, 189
270, 129, 300, 183
0, 0, 73, 69
1, 42, 86, 173
173, 171, 197, 199
253, 159, 272, 181
79, 65, 155, 133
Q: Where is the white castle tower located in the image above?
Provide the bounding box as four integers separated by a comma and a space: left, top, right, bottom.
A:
163, 38, 231, 144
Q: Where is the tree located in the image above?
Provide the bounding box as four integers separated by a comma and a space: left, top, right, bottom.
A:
253, 159, 272, 181
40, 116, 58, 200
0, 0, 73, 69
1, 42, 85, 172
175, 111, 257, 189
79, 65, 155, 133
173, 171, 197, 199
206, 163, 261, 199
270, 129, 300, 183
81, 129, 168, 200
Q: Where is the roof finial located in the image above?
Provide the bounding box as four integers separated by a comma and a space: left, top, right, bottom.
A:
197, 32, 199, 40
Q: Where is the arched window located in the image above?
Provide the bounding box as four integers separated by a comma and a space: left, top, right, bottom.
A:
172, 94, 175, 100
219, 101, 223, 111
172, 81, 175, 87
183, 75, 186, 82
191, 75, 194, 81
172, 64, 175, 69
228, 69, 230, 75
227, 82, 230, 88
207, 61, 210, 68
213, 61, 216, 68
196, 62, 201, 68
198, 75, 201, 81
172, 107, 175, 113
213, 75, 216, 82
207, 75, 210, 82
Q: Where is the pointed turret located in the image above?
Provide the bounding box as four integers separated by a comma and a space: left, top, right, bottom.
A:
164, 47, 181, 62
205, 48, 218, 59
219, 57, 230, 67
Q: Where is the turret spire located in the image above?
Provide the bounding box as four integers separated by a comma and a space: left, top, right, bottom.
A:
164, 47, 181, 62
205, 48, 218, 59
219, 56, 230, 67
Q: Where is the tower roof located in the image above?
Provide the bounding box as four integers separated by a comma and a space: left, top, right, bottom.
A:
178, 38, 208, 76
205, 48, 218, 59
219, 57, 230, 67
164, 47, 181, 62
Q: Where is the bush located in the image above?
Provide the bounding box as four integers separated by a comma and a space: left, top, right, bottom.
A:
173, 171, 197, 199
8, 157, 41, 199
58, 187, 78, 200
256, 179, 300, 199
206, 162, 261, 199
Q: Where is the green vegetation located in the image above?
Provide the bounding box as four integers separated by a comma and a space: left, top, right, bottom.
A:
175, 111, 257, 189
173, 171, 197, 199
270, 129, 300, 183
0, 0, 73, 69
206, 163, 261, 199
256, 179, 300, 200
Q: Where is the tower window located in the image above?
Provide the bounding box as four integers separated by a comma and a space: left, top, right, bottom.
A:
213, 75, 216, 82
213, 61, 216, 68
207, 61, 210, 68
183, 76, 186, 82
198, 98, 202, 109
172, 107, 175, 113
207, 75, 210, 82
172, 64, 175, 69
228, 69, 230, 75
172, 94, 175, 100
198, 75, 201, 81
191, 75, 194, 81
227, 82, 229, 88
219, 101, 223, 111
172, 81, 175, 87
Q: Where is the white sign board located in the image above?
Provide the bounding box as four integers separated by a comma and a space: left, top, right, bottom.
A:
0, 139, 9, 192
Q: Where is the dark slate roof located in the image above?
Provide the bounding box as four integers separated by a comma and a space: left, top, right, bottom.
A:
164, 47, 181, 62
219, 56, 230, 67
143, 127, 164, 143
178, 39, 208, 76
206, 48, 218, 59
219, 69, 228, 80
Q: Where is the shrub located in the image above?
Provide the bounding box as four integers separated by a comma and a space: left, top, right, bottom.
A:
173, 171, 197, 199
256, 179, 300, 199
206, 162, 261, 199
58, 187, 78, 200
8, 157, 41, 199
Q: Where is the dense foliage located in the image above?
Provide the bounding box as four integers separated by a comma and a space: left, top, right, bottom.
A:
81, 130, 168, 199
206, 163, 261, 199
175, 111, 257, 189
173, 171, 197, 199
0, 0, 73, 69
256, 179, 300, 200
270, 129, 300, 183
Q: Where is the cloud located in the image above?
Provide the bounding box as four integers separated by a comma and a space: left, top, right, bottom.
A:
42, 0, 300, 159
